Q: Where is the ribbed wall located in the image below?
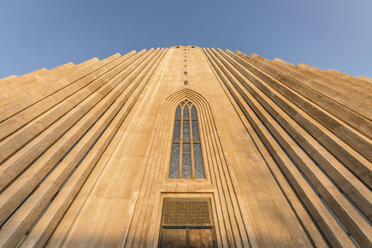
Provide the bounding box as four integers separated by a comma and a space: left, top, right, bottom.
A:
0, 46, 371, 248
123, 89, 253, 248
203, 48, 372, 248
0, 48, 167, 247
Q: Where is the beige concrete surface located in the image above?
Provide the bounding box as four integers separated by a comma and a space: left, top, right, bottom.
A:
0, 46, 371, 248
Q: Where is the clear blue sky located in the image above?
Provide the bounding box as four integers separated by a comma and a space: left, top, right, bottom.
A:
0, 0, 371, 78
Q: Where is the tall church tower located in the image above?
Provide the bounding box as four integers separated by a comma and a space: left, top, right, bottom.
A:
0, 46, 371, 247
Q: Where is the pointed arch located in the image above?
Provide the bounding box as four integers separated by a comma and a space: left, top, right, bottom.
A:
127, 88, 253, 245
169, 99, 204, 179
164, 89, 212, 180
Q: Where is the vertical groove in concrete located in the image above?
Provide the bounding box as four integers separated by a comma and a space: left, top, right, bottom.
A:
0, 49, 166, 247
0, 46, 370, 248
203, 48, 371, 247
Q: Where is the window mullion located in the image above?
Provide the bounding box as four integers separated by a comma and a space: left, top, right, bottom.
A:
179, 105, 184, 179
189, 105, 195, 179
169, 102, 204, 179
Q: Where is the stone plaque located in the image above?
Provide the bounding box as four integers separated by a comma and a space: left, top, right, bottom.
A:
162, 198, 212, 226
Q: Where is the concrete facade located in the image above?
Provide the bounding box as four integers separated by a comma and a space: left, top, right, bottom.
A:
0, 46, 371, 247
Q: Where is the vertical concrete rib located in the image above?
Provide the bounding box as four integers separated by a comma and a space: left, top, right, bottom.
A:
0, 46, 370, 248
0, 48, 166, 248
204, 47, 371, 247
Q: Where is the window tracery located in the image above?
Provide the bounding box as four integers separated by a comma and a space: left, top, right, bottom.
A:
169, 100, 204, 179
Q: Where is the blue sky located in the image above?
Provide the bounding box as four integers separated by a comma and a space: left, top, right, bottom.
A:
0, 0, 371, 78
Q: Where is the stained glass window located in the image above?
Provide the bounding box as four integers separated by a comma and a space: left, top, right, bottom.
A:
169, 100, 205, 179
175, 106, 181, 119
173, 120, 181, 142
194, 144, 204, 178
182, 144, 192, 178
169, 144, 180, 178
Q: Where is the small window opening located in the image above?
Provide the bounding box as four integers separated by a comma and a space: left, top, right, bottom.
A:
184, 72, 188, 75
184, 81, 188, 85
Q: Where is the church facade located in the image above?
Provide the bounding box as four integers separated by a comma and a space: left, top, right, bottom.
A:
0, 46, 371, 247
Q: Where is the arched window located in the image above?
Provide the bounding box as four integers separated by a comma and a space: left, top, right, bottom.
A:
169, 100, 204, 179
